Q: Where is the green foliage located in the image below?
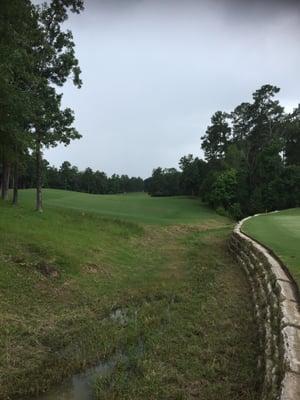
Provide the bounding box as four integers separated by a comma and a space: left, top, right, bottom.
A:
201, 84, 300, 216
0, 0, 83, 209
228, 202, 243, 220
147, 158, 207, 198
148, 167, 182, 196
148, 84, 299, 217
283, 105, 300, 166
179, 154, 207, 195
201, 111, 231, 161
208, 169, 238, 209
39, 160, 144, 194
0, 0, 38, 199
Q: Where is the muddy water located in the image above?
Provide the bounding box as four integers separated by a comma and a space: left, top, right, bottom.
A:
110, 308, 128, 326
34, 309, 142, 400
36, 355, 119, 400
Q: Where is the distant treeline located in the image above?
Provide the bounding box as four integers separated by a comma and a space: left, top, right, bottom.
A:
19, 157, 144, 194
147, 85, 300, 219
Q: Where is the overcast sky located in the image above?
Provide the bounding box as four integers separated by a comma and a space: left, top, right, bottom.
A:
42, 0, 300, 178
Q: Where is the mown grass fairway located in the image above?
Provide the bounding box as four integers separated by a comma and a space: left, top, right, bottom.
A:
0, 190, 259, 399
243, 209, 300, 286
17, 189, 223, 225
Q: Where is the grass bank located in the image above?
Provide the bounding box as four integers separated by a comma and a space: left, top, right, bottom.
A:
0, 190, 259, 399
242, 208, 300, 286
17, 189, 219, 225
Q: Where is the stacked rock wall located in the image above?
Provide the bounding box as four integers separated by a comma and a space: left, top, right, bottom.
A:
229, 217, 300, 400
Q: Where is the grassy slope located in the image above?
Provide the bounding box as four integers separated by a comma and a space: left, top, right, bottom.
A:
243, 208, 300, 286
0, 190, 259, 400
18, 189, 222, 225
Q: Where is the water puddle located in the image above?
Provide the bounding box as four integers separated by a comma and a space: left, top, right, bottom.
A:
35, 354, 120, 400
109, 307, 139, 328
33, 339, 144, 400
109, 308, 128, 326
29, 307, 144, 400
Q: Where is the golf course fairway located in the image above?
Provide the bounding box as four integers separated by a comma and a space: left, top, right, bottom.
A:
243, 208, 300, 287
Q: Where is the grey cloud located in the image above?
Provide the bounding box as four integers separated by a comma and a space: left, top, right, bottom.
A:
42, 0, 300, 177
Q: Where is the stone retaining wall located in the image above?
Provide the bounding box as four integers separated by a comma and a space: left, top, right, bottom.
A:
229, 216, 300, 400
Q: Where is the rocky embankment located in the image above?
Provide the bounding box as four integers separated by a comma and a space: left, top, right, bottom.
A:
229, 217, 300, 400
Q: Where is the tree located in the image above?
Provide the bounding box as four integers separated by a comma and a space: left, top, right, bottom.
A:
147, 167, 181, 196
108, 174, 121, 194
80, 167, 95, 193
59, 161, 79, 190
198, 84, 299, 216
31, 0, 84, 211
283, 105, 300, 166
33, 86, 81, 210
94, 170, 108, 194
208, 169, 237, 207
229, 85, 285, 213
201, 111, 231, 162
0, 0, 37, 202
0, 0, 83, 209
179, 154, 206, 196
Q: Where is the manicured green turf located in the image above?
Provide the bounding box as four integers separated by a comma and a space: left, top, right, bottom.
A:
243, 208, 300, 286
17, 189, 226, 225
0, 190, 259, 399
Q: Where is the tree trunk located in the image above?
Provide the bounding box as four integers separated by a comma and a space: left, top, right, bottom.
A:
12, 159, 19, 206
1, 160, 11, 200
36, 137, 43, 212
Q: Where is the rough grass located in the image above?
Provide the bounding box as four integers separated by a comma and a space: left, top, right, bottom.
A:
0, 190, 259, 399
242, 208, 300, 287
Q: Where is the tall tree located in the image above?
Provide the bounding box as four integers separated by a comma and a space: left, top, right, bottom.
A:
32, 85, 81, 210
283, 105, 300, 166
201, 111, 231, 162
32, 0, 83, 211
179, 154, 206, 196
0, 0, 37, 201
230, 85, 284, 212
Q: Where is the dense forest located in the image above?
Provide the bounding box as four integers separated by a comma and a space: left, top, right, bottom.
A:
21, 156, 144, 194
148, 85, 300, 218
